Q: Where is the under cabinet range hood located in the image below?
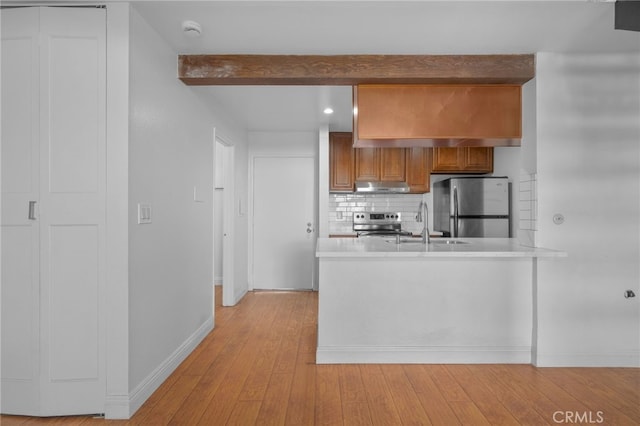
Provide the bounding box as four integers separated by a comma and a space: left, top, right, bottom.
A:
355, 181, 410, 193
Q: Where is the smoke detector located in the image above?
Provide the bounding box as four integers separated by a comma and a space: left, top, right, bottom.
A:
182, 20, 202, 38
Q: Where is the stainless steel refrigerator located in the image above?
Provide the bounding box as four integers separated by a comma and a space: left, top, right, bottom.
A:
433, 177, 510, 238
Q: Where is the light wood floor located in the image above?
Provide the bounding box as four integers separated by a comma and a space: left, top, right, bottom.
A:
2, 287, 639, 425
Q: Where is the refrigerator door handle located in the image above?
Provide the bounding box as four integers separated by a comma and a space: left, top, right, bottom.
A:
453, 186, 459, 237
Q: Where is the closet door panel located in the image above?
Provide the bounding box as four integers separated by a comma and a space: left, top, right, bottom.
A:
0, 6, 41, 415
48, 225, 100, 380
38, 6, 107, 415
48, 36, 100, 194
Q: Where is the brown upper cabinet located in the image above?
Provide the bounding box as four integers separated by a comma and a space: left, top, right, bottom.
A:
329, 132, 355, 192
432, 147, 494, 174
405, 147, 432, 193
330, 133, 431, 193
354, 148, 406, 182
353, 84, 522, 148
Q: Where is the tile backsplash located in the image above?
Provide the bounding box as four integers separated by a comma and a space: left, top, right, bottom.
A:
518, 171, 537, 246
329, 193, 425, 235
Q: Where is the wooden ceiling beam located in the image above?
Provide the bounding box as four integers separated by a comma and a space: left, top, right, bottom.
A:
178, 54, 535, 86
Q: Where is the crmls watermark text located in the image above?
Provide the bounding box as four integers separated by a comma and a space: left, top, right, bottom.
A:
553, 411, 605, 424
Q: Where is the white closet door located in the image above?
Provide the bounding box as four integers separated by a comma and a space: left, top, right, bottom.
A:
38, 6, 106, 415
1, 7, 41, 415
1, 6, 106, 416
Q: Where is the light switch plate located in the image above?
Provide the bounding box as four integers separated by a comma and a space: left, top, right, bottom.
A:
193, 186, 205, 203
138, 203, 152, 224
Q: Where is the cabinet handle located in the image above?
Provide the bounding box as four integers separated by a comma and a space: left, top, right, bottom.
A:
28, 201, 37, 220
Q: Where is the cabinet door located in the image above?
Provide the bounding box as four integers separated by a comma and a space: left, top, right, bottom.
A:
464, 147, 494, 172
406, 148, 431, 193
354, 147, 380, 181
432, 147, 493, 174
329, 132, 354, 192
379, 148, 406, 181
431, 147, 463, 173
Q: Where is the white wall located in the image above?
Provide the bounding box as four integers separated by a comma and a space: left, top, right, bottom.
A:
534, 52, 640, 367
127, 6, 248, 413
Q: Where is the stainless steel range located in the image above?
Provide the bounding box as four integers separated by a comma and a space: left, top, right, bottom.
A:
353, 212, 411, 237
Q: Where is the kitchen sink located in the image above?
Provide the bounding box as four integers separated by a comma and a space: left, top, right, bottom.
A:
430, 239, 469, 245
385, 238, 424, 244
385, 238, 470, 245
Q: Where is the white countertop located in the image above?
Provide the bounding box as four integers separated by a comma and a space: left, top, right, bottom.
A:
316, 237, 567, 258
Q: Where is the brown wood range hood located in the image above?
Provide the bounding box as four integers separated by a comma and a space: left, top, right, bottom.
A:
178, 54, 534, 147
353, 84, 523, 148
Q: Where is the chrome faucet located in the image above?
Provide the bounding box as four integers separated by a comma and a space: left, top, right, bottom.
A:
417, 200, 430, 244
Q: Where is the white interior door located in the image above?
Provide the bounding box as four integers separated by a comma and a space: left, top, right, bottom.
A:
1, 7, 41, 415
214, 135, 237, 307
252, 156, 315, 290
1, 6, 106, 416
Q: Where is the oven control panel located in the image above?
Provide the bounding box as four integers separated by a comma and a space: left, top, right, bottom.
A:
353, 212, 402, 224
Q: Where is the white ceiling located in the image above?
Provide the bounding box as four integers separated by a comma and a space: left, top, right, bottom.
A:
132, 0, 640, 132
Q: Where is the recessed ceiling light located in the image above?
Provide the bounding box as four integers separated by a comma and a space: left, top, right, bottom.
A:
182, 20, 202, 38
323, 107, 334, 115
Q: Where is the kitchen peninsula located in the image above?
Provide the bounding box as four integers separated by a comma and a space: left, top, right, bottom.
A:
315, 237, 566, 364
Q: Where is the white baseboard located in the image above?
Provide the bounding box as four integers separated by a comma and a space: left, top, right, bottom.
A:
316, 345, 531, 364
104, 317, 214, 419
533, 351, 640, 367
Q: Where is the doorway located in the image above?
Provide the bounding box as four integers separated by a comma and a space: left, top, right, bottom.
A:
251, 156, 316, 290
213, 132, 236, 306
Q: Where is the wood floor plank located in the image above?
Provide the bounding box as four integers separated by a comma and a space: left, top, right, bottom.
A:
467, 365, 553, 425
236, 296, 290, 402
426, 365, 471, 402
445, 365, 519, 425
486, 364, 562, 422
284, 351, 317, 425
165, 373, 225, 425
404, 365, 462, 426
237, 345, 281, 402
255, 373, 294, 425
381, 365, 433, 425
135, 375, 200, 426
225, 400, 262, 426
339, 365, 373, 425
315, 365, 343, 425
359, 365, 403, 426
447, 401, 493, 426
